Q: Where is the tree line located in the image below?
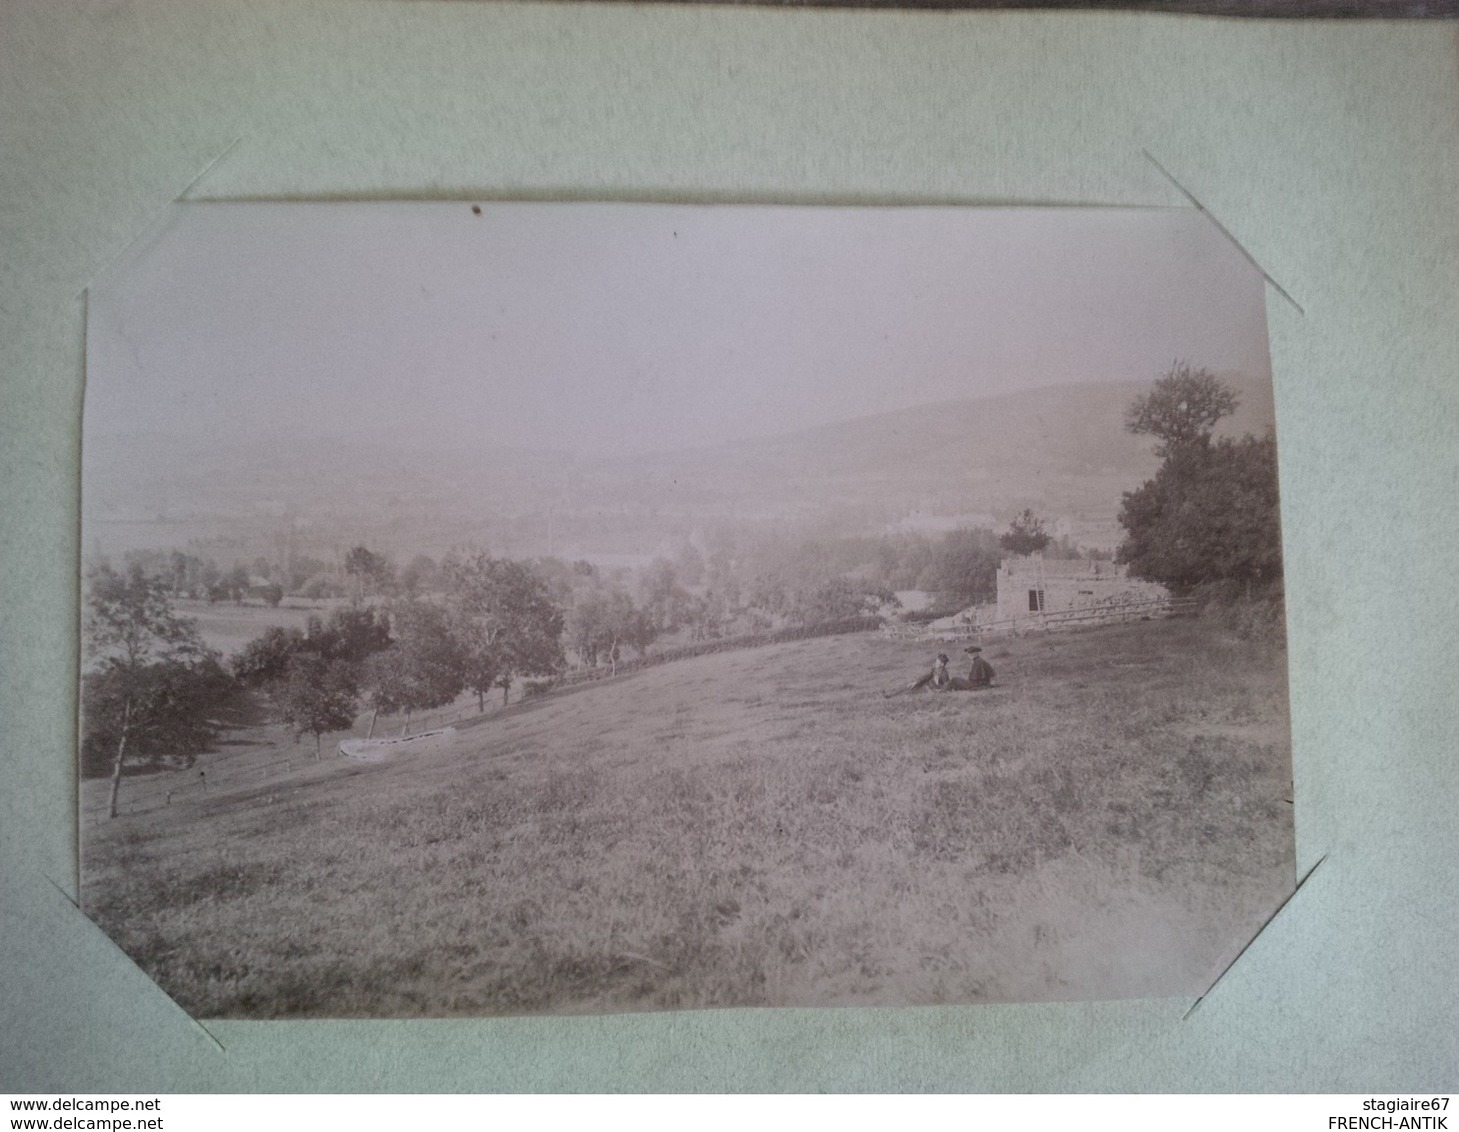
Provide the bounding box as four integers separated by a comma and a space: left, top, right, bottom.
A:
80, 542, 908, 811
110, 545, 462, 606
80, 552, 568, 813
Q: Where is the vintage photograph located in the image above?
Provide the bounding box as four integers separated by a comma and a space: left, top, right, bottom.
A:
79, 202, 1293, 1018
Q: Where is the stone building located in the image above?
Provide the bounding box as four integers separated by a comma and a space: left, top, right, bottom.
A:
994, 554, 1169, 626
917, 554, 1172, 638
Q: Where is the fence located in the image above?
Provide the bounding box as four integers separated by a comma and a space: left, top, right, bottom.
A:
881, 595, 1198, 643
84, 752, 306, 819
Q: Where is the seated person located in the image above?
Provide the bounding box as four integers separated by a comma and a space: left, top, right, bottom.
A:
941, 646, 996, 691
887, 653, 953, 695
964, 645, 996, 687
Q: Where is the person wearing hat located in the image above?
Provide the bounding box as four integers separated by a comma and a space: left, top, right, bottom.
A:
886, 652, 953, 696
937, 645, 996, 691
963, 645, 995, 688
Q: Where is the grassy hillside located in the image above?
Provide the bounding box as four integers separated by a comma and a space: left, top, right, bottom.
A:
81, 615, 1293, 1018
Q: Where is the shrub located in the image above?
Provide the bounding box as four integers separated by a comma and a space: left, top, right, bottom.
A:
1195, 582, 1286, 646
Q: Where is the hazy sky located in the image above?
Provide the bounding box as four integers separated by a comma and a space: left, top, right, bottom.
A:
88, 202, 1270, 456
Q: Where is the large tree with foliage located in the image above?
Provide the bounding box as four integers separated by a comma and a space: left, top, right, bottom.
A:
231, 607, 394, 753
83, 563, 220, 817
307, 606, 393, 664
276, 653, 360, 759
1117, 433, 1282, 593
443, 554, 564, 708
358, 601, 466, 733
81, 658, 231, 782
1118, 368, 1280, 593
232, 625, 306, 687
231, 606, 391, 689
1124, 360, 1240, 456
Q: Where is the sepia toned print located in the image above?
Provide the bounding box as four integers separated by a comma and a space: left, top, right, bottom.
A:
80, 202, 1293, 1018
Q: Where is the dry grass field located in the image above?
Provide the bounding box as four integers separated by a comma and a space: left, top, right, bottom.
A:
81, 614, 1294, 1018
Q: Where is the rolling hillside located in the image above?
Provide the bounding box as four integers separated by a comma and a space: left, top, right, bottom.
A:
82, 616, 1293, 1017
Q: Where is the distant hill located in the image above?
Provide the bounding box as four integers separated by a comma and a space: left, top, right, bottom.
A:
731, 373, 1273, 478
575, 373, 1275, 540
82, 375, 1276, 562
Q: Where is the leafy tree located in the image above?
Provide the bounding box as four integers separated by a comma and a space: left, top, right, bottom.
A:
169, 551, 190, 597
82, 658, 230, 780
637, 558, 691, 633
231, 608, 393, 753
276, 653, 359, 759
789, 577, 895, 626
308, 605, 393, 663
232, 608, 389, 691
1118, 369, 1277, 593
683, 590, 730, 641
929, 528, 1002, 600
359, 648, 411, 736
371, 601, 465, 732
232, 625, 307, 686
288, 554, 331, 593
565, 590, 610, 668
443, 554, 564, 708
344, 544, 382, 580
1117, 433, 1282, 593
999, 509, 1052, 557
262, 582, 284, 607
614, 607, 657, 667
399, 554, 439, 598
226, 565, 250, 604
83, 563, 217, 817
746, 571, 791, 619
1124, 361, 1239, 456
567, 588, 655, 673
343, 545, 393, 600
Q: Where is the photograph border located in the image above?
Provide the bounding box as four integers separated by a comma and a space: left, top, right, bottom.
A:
75, 197, 1294, 1021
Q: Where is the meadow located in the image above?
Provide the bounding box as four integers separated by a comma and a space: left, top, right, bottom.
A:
172, 598, 342, 656
81, 614, 1294, 1018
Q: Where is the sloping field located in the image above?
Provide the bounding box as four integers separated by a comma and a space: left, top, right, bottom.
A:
81, 616, 1294, 1018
